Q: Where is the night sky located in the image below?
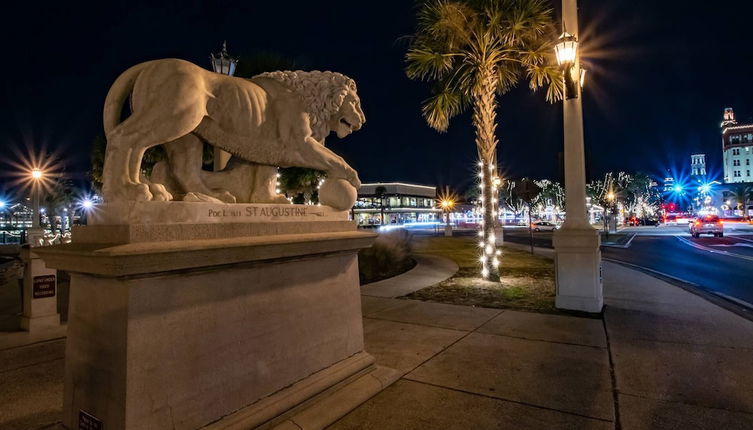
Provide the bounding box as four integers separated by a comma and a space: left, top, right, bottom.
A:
1, 0, 752, 195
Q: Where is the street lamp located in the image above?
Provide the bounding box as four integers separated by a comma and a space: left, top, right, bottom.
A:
210, 41, 238, 171
26, 167, 47, 246
30, 168, 44, 229
552, 0, 603, 313
555, 31, 579, 99
210, 41, 238, 76
438, 197, 455, 237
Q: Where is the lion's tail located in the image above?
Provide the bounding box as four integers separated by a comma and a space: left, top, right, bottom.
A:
102, 61, 150, 136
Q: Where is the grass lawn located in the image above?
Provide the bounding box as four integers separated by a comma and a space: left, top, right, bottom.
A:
404, 235, 559, 314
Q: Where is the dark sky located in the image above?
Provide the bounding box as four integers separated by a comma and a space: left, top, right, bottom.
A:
1, 0, 752, 195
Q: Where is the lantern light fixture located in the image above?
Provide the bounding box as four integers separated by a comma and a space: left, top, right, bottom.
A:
554, 31, 578, 68
210, 41, 238, 77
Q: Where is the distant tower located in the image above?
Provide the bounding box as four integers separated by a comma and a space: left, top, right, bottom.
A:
691, 153, 706, 177
721, 107, 753, 183
663, 170, 675, 193
721, 107, 737, 128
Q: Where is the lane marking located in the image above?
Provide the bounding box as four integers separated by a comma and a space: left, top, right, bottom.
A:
674, 236, 753, 262
710, 243, 753, 249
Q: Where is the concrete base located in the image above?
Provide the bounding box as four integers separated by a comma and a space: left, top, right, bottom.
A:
19, 313, 60, 331
552, 227, 603, 313
19, 247, 61, 333
35, 204, 390, 430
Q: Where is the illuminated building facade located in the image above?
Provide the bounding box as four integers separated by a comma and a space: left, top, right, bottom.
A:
691, 153, 706, 177
721, 108, 753, 183
353, 182, 439, 226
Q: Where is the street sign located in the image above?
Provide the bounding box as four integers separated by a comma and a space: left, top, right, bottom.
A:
32, 275, 55, 299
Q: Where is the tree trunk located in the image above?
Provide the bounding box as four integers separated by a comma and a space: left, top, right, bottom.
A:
472, 64, 500, 281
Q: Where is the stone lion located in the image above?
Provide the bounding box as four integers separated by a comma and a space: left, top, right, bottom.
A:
101, 58, 365, 208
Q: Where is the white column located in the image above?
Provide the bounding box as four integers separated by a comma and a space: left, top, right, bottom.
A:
553, 0, 603, 313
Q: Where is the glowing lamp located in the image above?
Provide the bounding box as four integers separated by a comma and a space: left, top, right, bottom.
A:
31, 168, 43, 180
555, 32, 578, 68
82, 199, 94, 210
0, 200, 5, 209
673, 185, 683, 193
607, 192, 615, 201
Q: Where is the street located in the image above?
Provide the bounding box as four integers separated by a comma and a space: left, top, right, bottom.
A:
502, 224, 753, 310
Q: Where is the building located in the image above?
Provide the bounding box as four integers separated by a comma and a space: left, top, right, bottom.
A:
691, 153, 706, 177
721, 108, 753, 183
353, 182, 440, 226
663, 172, 675, 193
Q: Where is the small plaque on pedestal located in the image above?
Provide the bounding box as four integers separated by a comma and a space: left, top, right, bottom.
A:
32, 275, 56, 299
78, 410, 103, 430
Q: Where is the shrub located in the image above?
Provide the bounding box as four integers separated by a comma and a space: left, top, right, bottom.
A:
358, 229, 416, 285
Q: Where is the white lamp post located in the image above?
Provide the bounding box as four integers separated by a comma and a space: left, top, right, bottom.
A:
210, 41, 238, 171
552, 0, 603, 313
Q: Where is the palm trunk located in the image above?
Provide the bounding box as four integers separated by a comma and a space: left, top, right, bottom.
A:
472, 64, 500, 281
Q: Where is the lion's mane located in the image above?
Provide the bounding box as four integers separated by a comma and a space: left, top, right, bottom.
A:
255, 70, 357, 141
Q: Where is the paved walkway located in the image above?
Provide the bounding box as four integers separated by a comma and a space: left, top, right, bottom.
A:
328, 260, 753, 429
2, 257, 752, 429
360, 253, 458, 298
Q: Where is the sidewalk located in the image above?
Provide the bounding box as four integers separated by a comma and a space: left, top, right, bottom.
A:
2, 256, 752, 429
328, 258, 753, 429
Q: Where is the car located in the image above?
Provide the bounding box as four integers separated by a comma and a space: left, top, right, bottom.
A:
689, 215, 724, 238
531, 221, 558, 232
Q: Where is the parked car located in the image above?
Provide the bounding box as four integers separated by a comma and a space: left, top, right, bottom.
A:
531, 221, 558, 232
689, 215, 724, 238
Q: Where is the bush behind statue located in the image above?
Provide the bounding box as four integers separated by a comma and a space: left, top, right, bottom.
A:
359, 230, 415, 285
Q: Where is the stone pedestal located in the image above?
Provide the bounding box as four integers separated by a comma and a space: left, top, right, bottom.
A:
19, 246, 61, 332
552, 227, 603, 313
36, 202, 397, 430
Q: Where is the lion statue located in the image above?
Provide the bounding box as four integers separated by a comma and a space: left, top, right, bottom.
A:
101, 58, 365, 209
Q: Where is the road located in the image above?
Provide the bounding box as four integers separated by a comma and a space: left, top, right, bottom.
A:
502, 225, 753, 309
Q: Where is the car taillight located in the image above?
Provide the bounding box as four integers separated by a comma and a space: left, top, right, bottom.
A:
694, 221, 700, 226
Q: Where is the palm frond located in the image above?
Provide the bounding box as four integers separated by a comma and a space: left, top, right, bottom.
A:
421, 85, 465, 132
526, 64, 564, 102
405, 48, 457, 80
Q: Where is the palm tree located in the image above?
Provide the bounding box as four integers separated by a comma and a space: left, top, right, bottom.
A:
406, 0, 563, 280
725, 183, 753, 219
279, 167, 325, 204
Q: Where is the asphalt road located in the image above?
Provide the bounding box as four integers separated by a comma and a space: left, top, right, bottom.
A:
502, 226, 753, 309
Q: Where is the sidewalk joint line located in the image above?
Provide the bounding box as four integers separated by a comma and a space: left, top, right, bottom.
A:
0, 356, 65, 375
473, 330, 606, 350
402, 378, 614, 424
602, 314, 622, 430
400, 308, 505, 380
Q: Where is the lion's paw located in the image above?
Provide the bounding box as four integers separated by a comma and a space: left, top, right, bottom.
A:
148, 183, 173, 202
183, 192, 225, 204
215, 191, 237, 204
127, 183, 153, 201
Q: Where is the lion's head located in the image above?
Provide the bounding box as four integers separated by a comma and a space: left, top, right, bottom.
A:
254, 70, 366, 141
